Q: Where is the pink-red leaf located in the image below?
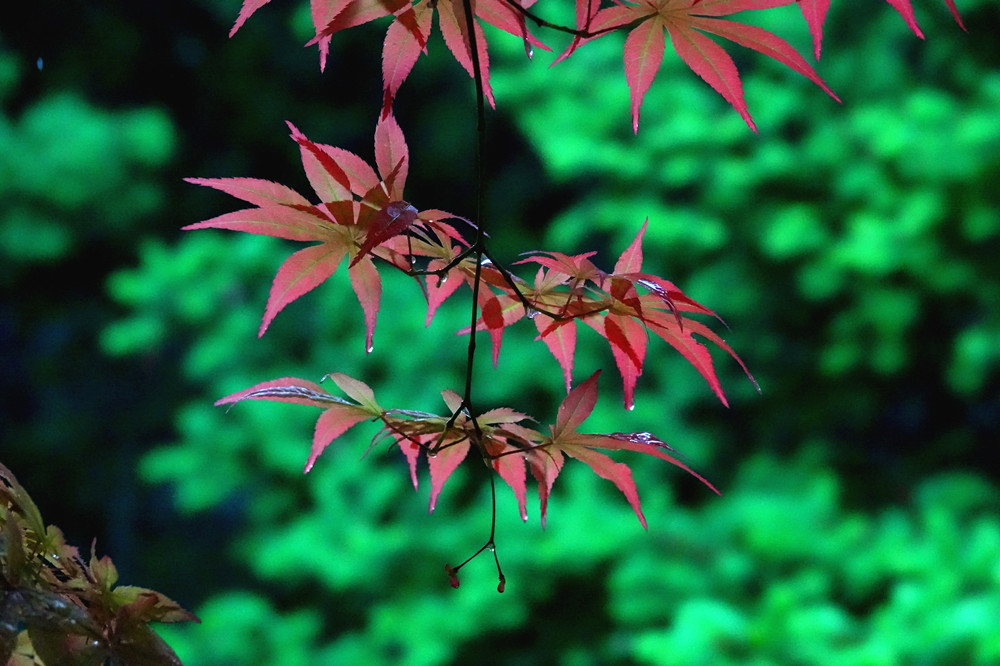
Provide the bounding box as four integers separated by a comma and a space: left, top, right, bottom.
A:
535, 316, 576, 393
348, 253, 382, 353
181, 205, 330, 241
624, 16, 666, 134
694, 16, 839, 101
351, 201, 419, 267
212, 376, 378, 473
425, 265, 466, 326
944, 0, 966, 30
603, 314, 647, 410
565, 444, 650, 528
664, 18, 757, 131
374, 114, 410, 197
230, 0, 272, 37
614, 219, 647, 275
595, 431, 719, 494
537, 372, 716, 528
528, 447, 564, 529
484, 437, 528, 521
885, 0, 925, 38
261, 242, 348, 337
428, 438, 471, 513
382, 1, 435, 117
552, 370, 601, 439
308, 404, 375, 472
215, 377, 339, 409
796, 0, 830, 59
184, 177, 311, 208
437, 0, 496, 107
287, 121, 354, 201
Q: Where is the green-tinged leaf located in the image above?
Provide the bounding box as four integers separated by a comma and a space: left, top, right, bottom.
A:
181, 205, 331, 241
111, 588, 200, 624
215, 377, 349, 409
324, 373, 381, 412
183, 177, 310, 208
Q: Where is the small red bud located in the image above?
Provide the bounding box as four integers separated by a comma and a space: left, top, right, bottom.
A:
445, 564, 460, 589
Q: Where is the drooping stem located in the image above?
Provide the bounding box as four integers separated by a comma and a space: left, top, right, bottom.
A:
459, 0, 488, 434
443, 471, 505, 592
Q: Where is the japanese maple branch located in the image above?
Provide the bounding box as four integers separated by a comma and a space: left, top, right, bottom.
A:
444, 472, 505, 592
500, 0, 637, 38
459, 0, 489, 442
480, 246, 609, 321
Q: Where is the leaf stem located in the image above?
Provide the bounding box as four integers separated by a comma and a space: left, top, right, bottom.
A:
498, 0, 636, 39
444, 473, 505, 592
460, 0, 488, 437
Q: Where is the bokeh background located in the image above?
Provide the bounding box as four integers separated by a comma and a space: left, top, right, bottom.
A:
3, 0, 999, 663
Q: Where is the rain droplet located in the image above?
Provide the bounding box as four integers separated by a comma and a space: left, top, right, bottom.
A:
480, 257, 493, 267
627, 403, 635, 411
486, 544, 496, 552
366, 344, 374, 353
439, 274, 449, 286
526, 307, 539, 319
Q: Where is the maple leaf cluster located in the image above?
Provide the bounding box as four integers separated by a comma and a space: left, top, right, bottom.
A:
189, 114, 751, 586
232, 0, 963, 132
215, 371, 718, 530
190, 0, 966, 589
1, 464, 198, 665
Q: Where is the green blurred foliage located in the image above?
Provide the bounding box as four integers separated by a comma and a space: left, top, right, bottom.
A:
4, 0, 1000, 664
0, 58, 174, 266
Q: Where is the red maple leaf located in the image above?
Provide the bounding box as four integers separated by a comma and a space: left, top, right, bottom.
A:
302, 0, 549, 113
798, 0, 965, 59
512, 221, 758, 409
215, 374, 382, 472
557, 0, 839, 132
523, 371, 718, 528
185, 115, 462, 351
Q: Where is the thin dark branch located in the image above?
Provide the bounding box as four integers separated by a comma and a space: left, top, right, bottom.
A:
460, 0, 488, 441
499, 0, 636, 39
